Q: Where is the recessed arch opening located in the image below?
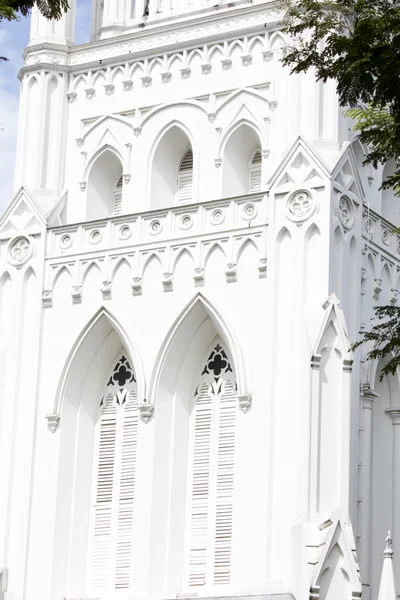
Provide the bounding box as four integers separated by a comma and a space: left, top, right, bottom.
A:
86, 148, 123, 220
222, 124, 262, 197
51, 310, 143, 599
148, 295, 243, 597
150, 125, 194, 209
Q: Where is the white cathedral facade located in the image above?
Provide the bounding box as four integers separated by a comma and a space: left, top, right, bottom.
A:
0, 1, 399, 599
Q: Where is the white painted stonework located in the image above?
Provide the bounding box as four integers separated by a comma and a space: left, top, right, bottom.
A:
1, 1, 400, 599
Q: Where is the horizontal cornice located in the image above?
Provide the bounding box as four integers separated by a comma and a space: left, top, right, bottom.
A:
19, 0, 283, 79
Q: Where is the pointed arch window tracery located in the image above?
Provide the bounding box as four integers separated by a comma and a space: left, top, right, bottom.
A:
184, 342, 237, 589
87, 354, 139, 595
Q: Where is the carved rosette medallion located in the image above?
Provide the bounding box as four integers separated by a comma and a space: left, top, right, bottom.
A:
286, 190, 316, 223
7, 235, 34, 267
337, 195, 354, 229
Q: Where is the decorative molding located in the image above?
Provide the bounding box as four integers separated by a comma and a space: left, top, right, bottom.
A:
67, 91, 77, 102
85, 86, 95, 99
131, 276, 143, 296
225, 262, 237, 283
46, 413, 60, 433
122, 79, 133, 91
180, 67, 191, 79
104, 83, 115, 95
42, 289, 53, 308
101, 280, 112, 300
194, 267, 205, 287
373, 278, 382, 300
237, 393, 252, 413
7, 234, 34, 267
161, 71, 171, 83
138, 401, 154, 423
71, 285, 82, 304
337, 195, 354, 230
258, 257, 267, 278
141, 75, 152, 87
286, 189, 316, 224
162, 272, 173, 292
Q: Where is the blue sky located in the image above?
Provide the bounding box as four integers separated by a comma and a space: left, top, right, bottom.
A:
0, 1, 91, 217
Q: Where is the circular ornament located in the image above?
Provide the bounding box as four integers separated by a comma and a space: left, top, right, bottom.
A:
180, 214, 193, 230
118, 224, 131, 240
382, 228, 391, 246
60, 234, 73, 250
242, 203, 258, 221
149, 219, 162, 235
338, 195, 354, 229
210, 208, 225, 225
89, 229, 103, 245
286, 190, 315, 222
7, 235, 34, 266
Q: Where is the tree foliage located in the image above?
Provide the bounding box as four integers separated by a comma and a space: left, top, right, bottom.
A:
0, 0, 68, 21
281, 0, 400, 377
351, 306, 400, 380
281, 0, 400, 193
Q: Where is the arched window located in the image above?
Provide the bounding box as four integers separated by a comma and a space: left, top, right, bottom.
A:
87, 354, 139, 595
248, 150, 262, 193
222, 124, 262, 197
113, 175, 123, 216
184, 342, 237, 589
176, 149, 193, 202
150, 125, 194, 209
86, 149, 123, 220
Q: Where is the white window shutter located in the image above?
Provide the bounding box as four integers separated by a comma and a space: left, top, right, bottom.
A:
214, 378, 236, 585
113, 191, 122, 216
188, 381, 213, 587
89, 393, 117, 592
113, 176, 123, 215
177, 149, 193, 202
88, 358, 138, 595
248, 150, 262, 193
185, 345, 237, 590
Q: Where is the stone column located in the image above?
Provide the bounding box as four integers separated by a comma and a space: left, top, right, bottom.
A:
360, 385, 379, 600
385, 407, 400, 588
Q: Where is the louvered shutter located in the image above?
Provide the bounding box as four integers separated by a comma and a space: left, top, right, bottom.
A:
89, 393, 117, 593
248, 150, 262, 193
214, 379, 236, 585
188, 381, 213, 587
177, 149, 193, 202
113, 176, 123, 216
185, 345, 237, 590
88, 359, 138, 595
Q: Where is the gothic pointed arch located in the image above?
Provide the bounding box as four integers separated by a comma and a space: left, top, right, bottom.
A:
50, 307, 145, 599
309, 295, 353, 521
221, 122, 262, 197
310, 517, 362, 600
147, 293, 248, 597
54, 306, 145, 418
149, 122, 196, 209
147, 292, 247, 407
85, 145, 123, 220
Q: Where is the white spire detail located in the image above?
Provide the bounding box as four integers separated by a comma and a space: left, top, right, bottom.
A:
377, 532, 397, 600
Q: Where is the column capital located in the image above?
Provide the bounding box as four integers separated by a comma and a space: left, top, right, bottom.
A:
361, 384, 379, 409
385, 407, 400, 425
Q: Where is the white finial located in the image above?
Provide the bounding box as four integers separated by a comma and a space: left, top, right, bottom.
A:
384, 531, 394, 557
377, 532, 396, 600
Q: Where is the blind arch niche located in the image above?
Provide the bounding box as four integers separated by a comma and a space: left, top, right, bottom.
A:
50, 310, 144, 600
148, 295, 243, 598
